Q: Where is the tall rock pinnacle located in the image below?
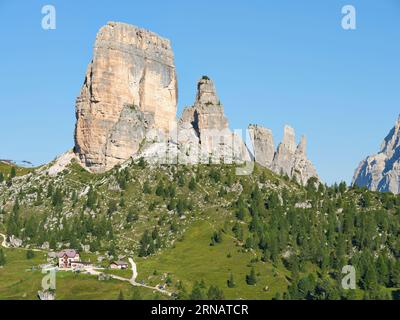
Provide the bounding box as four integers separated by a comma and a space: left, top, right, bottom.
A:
195, 77, 221, 106
273, 126, 318, 184
74, 22, 178, 172
353, 115, 400, 194
249, 124, 318, 185
296, 136, 307, 155
177, 77, 249, 164
282, 125, 297, 153
192, 77, 229, 136
248, 125, 275, 168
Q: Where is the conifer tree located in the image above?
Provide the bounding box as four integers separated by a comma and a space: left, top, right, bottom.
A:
0, 249, 6, 266
227, 273, 236, 288
246, 268, 257, 285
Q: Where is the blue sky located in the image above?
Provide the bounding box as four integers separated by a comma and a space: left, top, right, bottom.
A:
0, 0, 399, 184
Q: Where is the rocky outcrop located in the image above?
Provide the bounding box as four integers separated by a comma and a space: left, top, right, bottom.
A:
249, 124, 318, 185
72, 22, 318, 182
132, 77, 250, 165
272, 125, 297, 175
74, 21, 177, 172
353, 116, 400, 194
9, 235, 23, 248
290, 136, 319, 185
45, 151, 77, 176
248, 125, 274, 167
176, 77, 249, 164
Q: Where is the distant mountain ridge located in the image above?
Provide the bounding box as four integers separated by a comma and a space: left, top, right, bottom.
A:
353, 115, 400, 194
0, 159, 34, 167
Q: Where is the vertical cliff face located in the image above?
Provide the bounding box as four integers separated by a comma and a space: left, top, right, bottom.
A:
74, 21, 177, 172
272, 125, 297, 176
353, 116, 400, 194
248, 125, 275, 167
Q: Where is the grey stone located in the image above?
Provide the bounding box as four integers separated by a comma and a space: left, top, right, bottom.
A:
249, 125, 275, 167
9, 235, 23, 248
249, 124, 319, 185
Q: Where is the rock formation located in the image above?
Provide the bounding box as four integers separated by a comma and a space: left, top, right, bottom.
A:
272, 125, 297, 175
72, 21, 319, 184
353, 115, 400, 194
136, 77, 250, 165
177, 77, 242, 162
290, 136, 319, 185
249, 124, 318, 185
181, 78, 251, 164
248, 125, 274, 167
74, 21, 177, 172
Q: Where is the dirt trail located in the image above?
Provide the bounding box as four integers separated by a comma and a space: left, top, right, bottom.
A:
83, 257, 172, 297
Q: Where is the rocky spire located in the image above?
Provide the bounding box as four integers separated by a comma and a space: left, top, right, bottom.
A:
270, 126, 318, 185
296, 135, 307, 156
282, 125, 297, 153
353, 114, 400, 194
180, 77, 228, 138
195, 77, 220, 106
380, 114, 400, 157
248, 125, 275, 167
176, 77, 249, 164
272, 126, 297, 176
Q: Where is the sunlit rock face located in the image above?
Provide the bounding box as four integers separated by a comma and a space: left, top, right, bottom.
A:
248, 124, 318, 185
74, 21, 177, 172
73, 22, 318, 182
176, 78, 250, 165
353, 116, 400, 194
248, 125, 275, 168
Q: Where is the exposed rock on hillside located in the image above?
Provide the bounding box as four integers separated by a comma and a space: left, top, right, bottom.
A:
45, 150, 77, 176
74, 21, 178, 173
353, 116, 400, 194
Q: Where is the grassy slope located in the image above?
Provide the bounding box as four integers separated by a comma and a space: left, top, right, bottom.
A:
0, 162, 34, 177
0, 162, 298, 299
0, 248, 46, 299
137, 219, 289, 299
0, 247, 164, 300
2, 161, 397, 300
